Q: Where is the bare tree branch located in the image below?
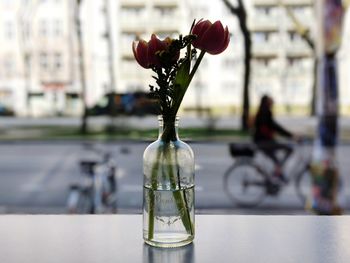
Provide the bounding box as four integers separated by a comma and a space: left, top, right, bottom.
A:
278, 1, 317, 115
278, 1, 315, 51
222, 0, 239, 15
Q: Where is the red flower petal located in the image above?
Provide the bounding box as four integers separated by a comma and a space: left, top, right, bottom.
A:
209, 25, 230, 55
221, 26, 230, 52
200, 21, 226, 54
133, 40, 150, 68
192, 19, 212, 49
148, 34, 166, 66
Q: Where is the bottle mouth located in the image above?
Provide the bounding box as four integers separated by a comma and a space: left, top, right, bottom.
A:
157, 115, 179, 120
158, 115, 179, 125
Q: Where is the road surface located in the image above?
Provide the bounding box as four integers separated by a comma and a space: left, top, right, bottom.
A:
0, 141, 349, 214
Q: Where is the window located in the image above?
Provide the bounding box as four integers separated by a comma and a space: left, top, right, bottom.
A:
39, 20, 48, 36
4, 21, 14, 40
53, 20, 62, 36
154, 6, 176, 17
121, 6, 145, 17
254, 32, 269, 43
4, 58, 14, 76
121, 32, 136, 48
39, 0, 61, 3
288, 57, 296, 66
222, 82, 238, 91
121, 57, 136, 71
29, 92, 44, 97
292, 6, 305, 14
289, 31, 296, 41
256, 6, 271, 15
40, 52, 48, 70
24, 24, 31, 40
254, 58, 273, 67
287, 57, 308, 69
54, 52, 62, 69
155, 31, 178, 39
222, 58, 239, 68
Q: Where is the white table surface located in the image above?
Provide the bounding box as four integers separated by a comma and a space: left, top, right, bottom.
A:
0, 215, 350, 263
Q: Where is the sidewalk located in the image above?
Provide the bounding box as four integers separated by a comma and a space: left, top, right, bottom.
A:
1, 115, 350, 142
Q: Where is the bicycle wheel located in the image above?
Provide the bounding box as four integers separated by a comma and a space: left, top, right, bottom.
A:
224, 159, 267, 208
295, 165, 313, 206
67, 186, 93, 214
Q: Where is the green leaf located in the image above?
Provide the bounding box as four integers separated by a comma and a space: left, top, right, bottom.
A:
171, 56, 191, 116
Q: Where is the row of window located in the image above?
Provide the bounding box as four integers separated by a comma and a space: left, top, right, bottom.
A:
1, 19, 63, 40
38, 19, 63, 37
2, 55, 310, 79
121, 55, 310, 71
2, 0, 61, 7
0, 52, 63, 77
253, 31, 308, 43
255, 5, 312, 16
120, 6, 177, 17
120, 31, 179, 47
195, 57, 310, 69
40, 52, 63, 70
39, 0, 61, 3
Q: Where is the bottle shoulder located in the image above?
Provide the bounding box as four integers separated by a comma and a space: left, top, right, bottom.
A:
143, 139, 194, 157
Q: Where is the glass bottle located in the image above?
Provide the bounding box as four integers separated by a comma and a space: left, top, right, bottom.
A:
143, 116, 195, 247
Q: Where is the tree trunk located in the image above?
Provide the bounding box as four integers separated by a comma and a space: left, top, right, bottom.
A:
241, 24, 252, 131
310, 0, 344, 215
221, 0, 252, 131
75, 0, 88, 134
104, 0, 117, 132
310, 58, 318, 116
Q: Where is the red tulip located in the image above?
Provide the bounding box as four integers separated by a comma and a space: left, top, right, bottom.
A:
191, 19, 230, 55
132, 34, 178, 69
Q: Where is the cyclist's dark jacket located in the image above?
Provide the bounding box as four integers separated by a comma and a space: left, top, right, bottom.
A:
253, 109, 292, 143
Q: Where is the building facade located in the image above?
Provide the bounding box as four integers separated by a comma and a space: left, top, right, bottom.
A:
0, 0, 349, 116
249, 0, 315, 113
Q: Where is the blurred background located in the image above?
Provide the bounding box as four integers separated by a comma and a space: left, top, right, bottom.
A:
0, 0, 349, 214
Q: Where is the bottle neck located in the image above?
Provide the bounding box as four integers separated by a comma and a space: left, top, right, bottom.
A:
158, 116, 179, 142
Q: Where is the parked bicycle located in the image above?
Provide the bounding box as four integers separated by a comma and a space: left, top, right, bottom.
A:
67, 145, 117, 214
223, 139, 312, 208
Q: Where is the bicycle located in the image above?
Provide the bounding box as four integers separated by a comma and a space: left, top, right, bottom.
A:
66, 145, 117, 214
223, 139, 312, 208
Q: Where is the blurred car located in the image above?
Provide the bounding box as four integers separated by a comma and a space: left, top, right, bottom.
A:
88, 92, 159, 116
0, 104, 14, 116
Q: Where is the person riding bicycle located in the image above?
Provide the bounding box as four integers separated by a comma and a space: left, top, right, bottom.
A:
253, 95, 298, 183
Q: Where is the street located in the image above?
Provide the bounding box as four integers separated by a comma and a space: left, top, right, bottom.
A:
0, 141, 349, 214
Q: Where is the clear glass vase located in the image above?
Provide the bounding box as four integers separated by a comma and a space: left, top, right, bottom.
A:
143, 116, 195, 248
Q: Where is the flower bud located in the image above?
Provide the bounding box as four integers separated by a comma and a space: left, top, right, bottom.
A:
191, 19, 230, 55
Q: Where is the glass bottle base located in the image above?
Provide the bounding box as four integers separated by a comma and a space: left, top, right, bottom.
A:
144, 235, 194, 248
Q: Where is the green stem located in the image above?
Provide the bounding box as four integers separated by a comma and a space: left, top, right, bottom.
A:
147, 149, 161, 240
148, 119, 175, 240
171, 50, 206, 117
175, 152, 194, 235
165, 149, 193, 235
188, 50, 206, 84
